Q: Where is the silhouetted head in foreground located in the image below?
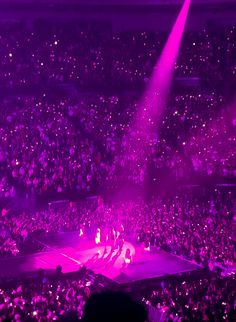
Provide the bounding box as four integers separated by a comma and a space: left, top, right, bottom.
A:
82, 291, 147, 322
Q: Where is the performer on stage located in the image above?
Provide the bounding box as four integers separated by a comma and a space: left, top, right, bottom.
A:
117, 233, 124, 253
95, 228, 101, 245
124, 248, 132, 266
111, 227, 117, 251
103, 226, 109, 254
144, 238, 151, 251
79, 227, 84, 237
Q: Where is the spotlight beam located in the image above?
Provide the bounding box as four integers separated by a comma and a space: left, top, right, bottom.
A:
125, 0, 191, 167
112, 0, 191, 195
136, 0, 191, 133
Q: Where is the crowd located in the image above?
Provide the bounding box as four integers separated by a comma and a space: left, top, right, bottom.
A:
144, 274, 236, 321
0, 268, 235, 321
0, 21, 235, 195
0, 21, 110, 89
133, 194, 235, 269
0, 95, 103, 195
0, 89, 235, 197
0, 268, 105, 322
113, 26, 236, 88
0, 22, 235, 89
185, 106, 236, 177
0, 174, 15, 199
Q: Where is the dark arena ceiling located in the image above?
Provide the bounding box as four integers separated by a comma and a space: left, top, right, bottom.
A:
2, 0, 235, 4
1, 0, 236, 8
0, 0, 235, 29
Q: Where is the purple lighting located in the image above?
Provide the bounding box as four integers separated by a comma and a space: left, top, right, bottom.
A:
123, 0, 191, 180
136, 0, 191, 130
0, 4, 236, 321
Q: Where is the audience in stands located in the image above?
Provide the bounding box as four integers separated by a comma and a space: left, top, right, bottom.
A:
0, 266, 235, 321
0, 268, 103, 321
0, 22, 235, 195
0, 22, 235, 89
0, 90, 235, 197
144, 274, 236, 322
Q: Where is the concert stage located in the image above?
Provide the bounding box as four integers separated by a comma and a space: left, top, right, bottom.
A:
0, 232, 201, 285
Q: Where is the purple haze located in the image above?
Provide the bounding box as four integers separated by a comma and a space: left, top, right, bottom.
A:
121, 0, 191, 182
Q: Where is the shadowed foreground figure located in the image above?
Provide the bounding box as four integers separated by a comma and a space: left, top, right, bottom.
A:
82, 291, 148, 322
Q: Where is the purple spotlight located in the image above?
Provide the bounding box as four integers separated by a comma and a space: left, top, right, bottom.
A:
136, 0, 191, 130
114, 0, 191, 195
127, 0, 191, 161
